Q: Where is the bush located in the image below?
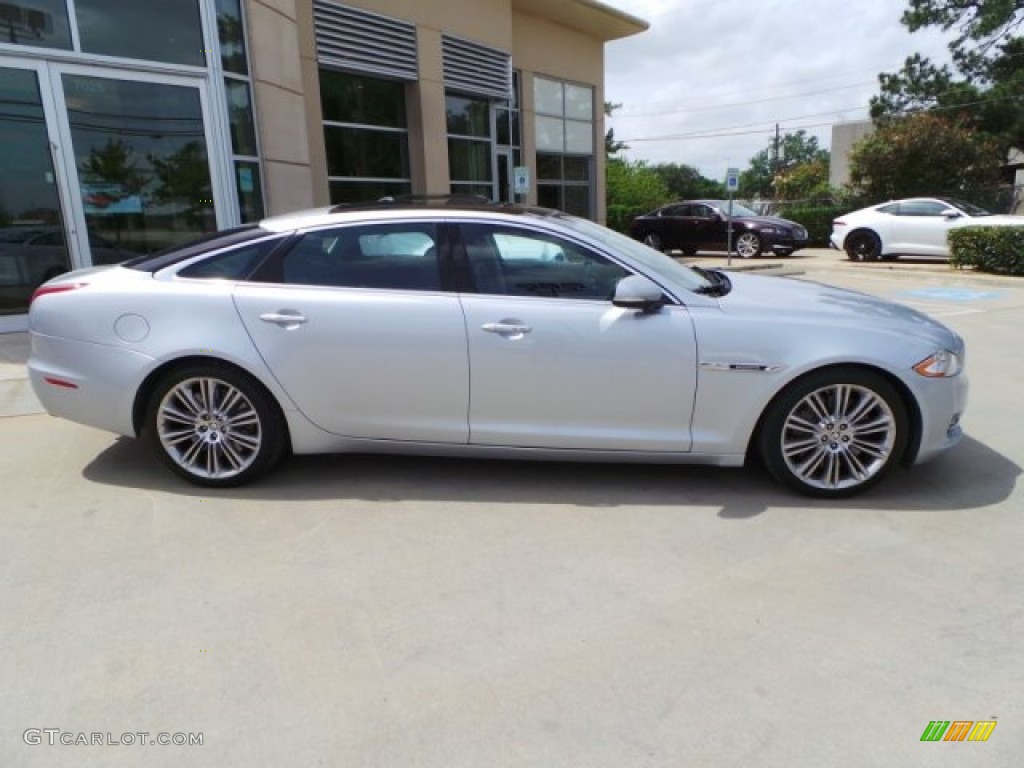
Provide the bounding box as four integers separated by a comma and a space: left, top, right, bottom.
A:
606, 204, 648, 235
948, 226, 1024, 275
774, 203, 847, 247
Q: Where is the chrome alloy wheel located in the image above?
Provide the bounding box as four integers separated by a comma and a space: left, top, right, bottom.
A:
156, 376, 263, 480
779, 383, 896, 492
735, 232, 761, 258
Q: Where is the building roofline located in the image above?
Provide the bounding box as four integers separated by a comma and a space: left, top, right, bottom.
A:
512, 0, 649, 41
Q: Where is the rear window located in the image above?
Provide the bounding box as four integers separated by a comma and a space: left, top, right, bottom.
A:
176, 238, 282, 280
121, 225, 271, 273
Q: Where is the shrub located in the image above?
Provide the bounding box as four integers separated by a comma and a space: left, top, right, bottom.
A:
775, 203, 847, 247
605, 204, 648, 235
948, 226, 1024, 275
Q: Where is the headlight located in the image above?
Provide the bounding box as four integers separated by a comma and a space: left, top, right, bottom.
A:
913, 349, 962, 378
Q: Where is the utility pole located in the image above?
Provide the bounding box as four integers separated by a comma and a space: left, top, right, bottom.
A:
772, 123, 781, 197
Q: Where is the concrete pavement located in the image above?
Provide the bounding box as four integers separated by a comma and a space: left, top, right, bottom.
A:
2, 249, 1022, 767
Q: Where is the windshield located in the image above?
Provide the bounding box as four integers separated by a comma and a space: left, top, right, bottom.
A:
715, 201, 759, 218
551, 214, 711, 292
940, 197, 992, 217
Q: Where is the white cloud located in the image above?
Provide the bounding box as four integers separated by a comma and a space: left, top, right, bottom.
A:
605, 0, 954, 183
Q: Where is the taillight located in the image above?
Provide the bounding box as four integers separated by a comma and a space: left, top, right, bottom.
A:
30, 282, 86, 305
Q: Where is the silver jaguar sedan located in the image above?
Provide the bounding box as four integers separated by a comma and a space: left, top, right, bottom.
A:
28, 199, 967, 498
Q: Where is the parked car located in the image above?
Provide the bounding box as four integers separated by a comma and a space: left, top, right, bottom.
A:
831, 197, 1024, 261
28, 199, 966, 498
628, 200, 809, 258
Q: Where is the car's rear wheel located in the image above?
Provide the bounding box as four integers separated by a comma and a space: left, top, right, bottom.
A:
642, 233, 664, 251
145, 363, 286, 487
759, 368, 909, 498
735, 232, 762, 259
846, 231, 881, 261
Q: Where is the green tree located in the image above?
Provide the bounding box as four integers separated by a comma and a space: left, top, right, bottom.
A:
774, 158, 832, 202
605, 157, 669, 232
872, 1, 1024, 152
604, 101, 627, 157
650, 163, 724, 200
847, 112, 1002, 204
739, 130, 829, 198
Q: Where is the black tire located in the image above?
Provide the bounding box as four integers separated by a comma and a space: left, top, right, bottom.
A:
735, 231, 762, 259
845, 231, 881, 262
144, 363, 287, 487
758, 367, 909, 499
681, 246, 698, 257
642, 233, 664, 252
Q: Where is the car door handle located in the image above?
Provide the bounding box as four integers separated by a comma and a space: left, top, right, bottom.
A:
481, 322, 532, 336
259, 311, 308, 327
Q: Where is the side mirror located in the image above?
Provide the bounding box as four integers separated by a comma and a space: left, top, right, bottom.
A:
941, 209, 962, 219
612, 275, 666, 312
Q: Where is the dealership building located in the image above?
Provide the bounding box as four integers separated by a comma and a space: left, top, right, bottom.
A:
0, 0, 646, 329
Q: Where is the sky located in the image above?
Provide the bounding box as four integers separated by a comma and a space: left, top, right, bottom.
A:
603, 0, 957, 182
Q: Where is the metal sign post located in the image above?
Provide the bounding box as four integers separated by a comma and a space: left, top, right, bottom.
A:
725, 167, 739, 266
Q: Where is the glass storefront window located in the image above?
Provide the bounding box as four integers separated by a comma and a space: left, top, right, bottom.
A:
320, 70, 406, 128
320, 69, 410, 206
533, 77, 563, 116
446, 95, 489, 138
64, 74, 216, 255
534, 77, 594, 219
225, 78, 258, 157
0, 67, 70, 316
448, 139, 491, 183
0, 0, 72, 50
75, 0, 205, 66
324, 125, 408, 179
234, 161, 263, 223
214, 0, 248, 75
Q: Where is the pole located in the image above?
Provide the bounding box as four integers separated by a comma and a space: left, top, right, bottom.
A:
727, 194, 734, 267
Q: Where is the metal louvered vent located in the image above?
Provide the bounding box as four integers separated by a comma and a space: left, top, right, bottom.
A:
313, 1, 418, 81
442, 35, 511, 100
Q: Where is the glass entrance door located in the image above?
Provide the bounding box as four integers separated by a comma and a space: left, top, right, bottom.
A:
55, 69, 219, 261
0, 65, 70, 318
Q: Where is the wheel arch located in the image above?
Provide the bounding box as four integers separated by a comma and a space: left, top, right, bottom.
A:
746, 362, 923, 467
131, 355, 291, 451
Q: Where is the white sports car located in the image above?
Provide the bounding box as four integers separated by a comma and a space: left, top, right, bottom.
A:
831, 197, 1023, 261
28, 199, 967, 498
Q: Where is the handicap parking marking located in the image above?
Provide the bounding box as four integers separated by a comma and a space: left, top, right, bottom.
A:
897, 300, 983, 318
898, 287, 1006, 302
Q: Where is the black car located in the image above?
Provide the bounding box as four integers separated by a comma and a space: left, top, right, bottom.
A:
628, 200, 808, 258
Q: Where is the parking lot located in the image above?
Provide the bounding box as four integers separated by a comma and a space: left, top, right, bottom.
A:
1, 249, 1022, 766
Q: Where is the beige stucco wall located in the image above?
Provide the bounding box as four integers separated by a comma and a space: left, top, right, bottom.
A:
247, 0, 619, 220
246, 0, 319, 215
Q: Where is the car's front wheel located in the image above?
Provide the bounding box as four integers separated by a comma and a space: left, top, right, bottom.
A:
144, 363, 287, 487
846, 231, 881, 261
735, 231, 762, 259
758, 367, 909, 498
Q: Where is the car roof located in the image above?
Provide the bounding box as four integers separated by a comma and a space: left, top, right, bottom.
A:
258, 196, 559, 233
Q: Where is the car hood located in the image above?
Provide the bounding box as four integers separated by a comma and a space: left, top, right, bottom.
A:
717, 271, 959, 349
735, 214, 802, 229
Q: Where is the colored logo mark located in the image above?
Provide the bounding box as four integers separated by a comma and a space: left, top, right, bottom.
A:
921, 720, 997, 742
